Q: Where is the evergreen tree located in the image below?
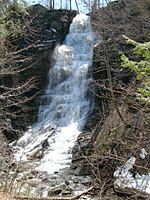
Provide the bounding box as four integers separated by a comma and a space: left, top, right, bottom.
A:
121, 35, 150, 102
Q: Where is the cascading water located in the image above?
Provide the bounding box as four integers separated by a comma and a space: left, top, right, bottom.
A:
13, 14, 98, 175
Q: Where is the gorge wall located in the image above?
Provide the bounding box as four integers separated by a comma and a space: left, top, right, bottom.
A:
5, 5, 77, 139
71, 0, 150, 177
91, 0, 150, 147
91, 0, 150, 129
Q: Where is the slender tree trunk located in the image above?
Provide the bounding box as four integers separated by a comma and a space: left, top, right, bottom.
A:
53, 0, 54, 9
92, 0, 97, 12
60, 0, 62, 9
75, 0, 79, 12
50, 0, 52, 9
98, 0, 100, 9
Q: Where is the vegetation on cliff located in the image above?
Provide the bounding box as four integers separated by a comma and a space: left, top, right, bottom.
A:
0, 1, 77, 140
0, 0, 38, 140
87, 0, 150, 199
122, 36, 150, 103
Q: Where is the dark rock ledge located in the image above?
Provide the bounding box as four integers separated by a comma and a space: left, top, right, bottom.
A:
5, 5, 77, 140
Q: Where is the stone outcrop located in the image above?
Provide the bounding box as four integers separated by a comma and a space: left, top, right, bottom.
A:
91, 0, 150, 128
70, 131, 92, 176
5, 5, 77, 139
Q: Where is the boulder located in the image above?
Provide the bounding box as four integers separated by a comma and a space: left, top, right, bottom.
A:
47, 187, 62, 196
71, 132, 92, 176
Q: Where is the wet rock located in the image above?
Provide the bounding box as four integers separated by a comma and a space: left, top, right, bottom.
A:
17, 163, 31, 173
30, 170, 40, 176
81, 180, 92, 186
66, 186, 73, 192
27, 138, 50, 160
47, 187, 62, 196
27, 175, 34, 179
26, 181, 40, 188
3, 7, 77, 140
65, 181, 70, 185
74, 165, 91, 176
71, 132, 92, 176
8, 162, 17, 170
42, 178, 49, 183
61, 190, 72, 196
17, 180, 41, 189
27, 146, 44, 160
73, 178, 79, 184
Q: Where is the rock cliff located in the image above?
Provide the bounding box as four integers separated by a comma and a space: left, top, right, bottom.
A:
5, 5, 77, 139
91, 0, 150, 130
71, 0, 150, 180
0, 5, 77, 183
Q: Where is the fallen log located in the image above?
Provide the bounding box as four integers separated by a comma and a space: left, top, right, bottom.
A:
114, 178, 150, 198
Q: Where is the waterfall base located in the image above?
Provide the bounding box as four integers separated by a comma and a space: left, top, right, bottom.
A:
8, 161, 91, 198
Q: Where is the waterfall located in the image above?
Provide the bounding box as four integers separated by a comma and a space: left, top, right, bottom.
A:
13, 14, 98, 174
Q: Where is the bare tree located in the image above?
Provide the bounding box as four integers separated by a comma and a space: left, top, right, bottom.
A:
88, 0, 150, 198
0, 0, 38, 139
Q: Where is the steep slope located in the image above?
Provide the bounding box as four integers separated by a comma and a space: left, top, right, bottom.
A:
89, 0, 150, 197
71, 1, 150, 198
3, 5, 77, 140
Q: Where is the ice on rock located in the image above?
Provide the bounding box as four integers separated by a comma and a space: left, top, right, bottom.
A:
114, 154, 150, 195
140, 148, 147, 159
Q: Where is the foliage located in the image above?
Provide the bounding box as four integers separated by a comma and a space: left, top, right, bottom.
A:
121, 35, 150, 103
0, 0, 28, 45
0, 0, 29, 77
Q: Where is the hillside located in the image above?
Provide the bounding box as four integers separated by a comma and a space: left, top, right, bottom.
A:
91, 0, 150, 198
71, 0, 150, 198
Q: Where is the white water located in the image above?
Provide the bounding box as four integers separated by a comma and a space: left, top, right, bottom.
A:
13, 14, 98, 174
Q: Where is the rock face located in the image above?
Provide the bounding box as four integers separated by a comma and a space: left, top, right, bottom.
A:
71, 131, 92, 176
91, 0, 150, 128
6, 5, 77, 139
0, 7, 78, 190
71, 0, 150, 176
89, 1, 150, 194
